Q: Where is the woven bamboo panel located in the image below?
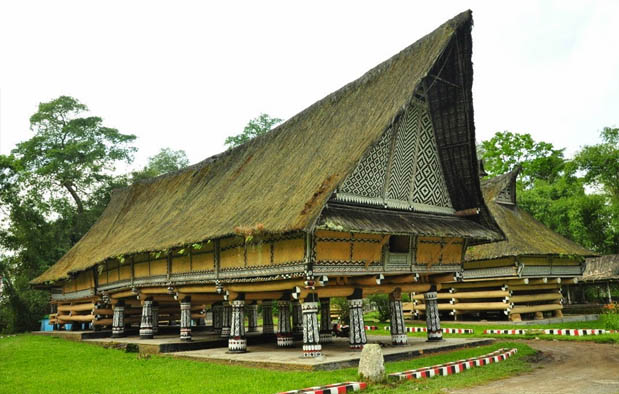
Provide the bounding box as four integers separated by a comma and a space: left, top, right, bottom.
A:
442, 238, 464, 264
98, 271, 108, 285
191, 252, 214, 271
246, 243, 271, 267
315, 230, 352, 240
171, 255, 191, 273
273, 238, 304, 264
134, 261, 149, 278
352, 242, 382, 263
119, 265, 131, 280
316, 240, 350, 262
76, 271, 93, 291
463, 257, 515, 270
220, 246, 244, 269
150, 259, 167, 276
417, 241, 441, 265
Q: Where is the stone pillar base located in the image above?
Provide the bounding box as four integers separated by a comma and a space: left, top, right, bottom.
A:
350, 343, 364, 350
303, 344, 322, 357
391, 334, 408, 345
180, 328, 192, 341
111, 330, 125, 338
277, 333, 294, 347
228, 337, 247, 353
139, 329, 153, 340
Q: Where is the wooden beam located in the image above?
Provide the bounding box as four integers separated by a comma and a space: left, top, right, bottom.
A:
175, 285, 217, 294
349, 275, 384, 286
511, 303, 562, 314
430, 273, 458, 284
175, 293, 224, 303
510, 293, 562, 303
227, 279, 308, 293
110, 290, 137, 299
383, 274, 418, 284
510, 284, 561, 291
448, 290, 510, 299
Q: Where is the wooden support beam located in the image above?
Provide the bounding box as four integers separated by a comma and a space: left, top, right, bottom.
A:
227, 279, 308, 293
110, 290, 137, 299
430, 273, 457, 284
245, 291, 285, 301
175, 293, 224, 303
138, 287, 175, 295
510, 284, 561, 291
510, 293, 562, 303
447, 290, 510, 299
175, 285, 217, 294
349, 274, 384, 286
383, 274, 419, 284
57, 314, 95, 322
451, 302, 511, 311
527, 278, 548, 285
510, 303, 562, 314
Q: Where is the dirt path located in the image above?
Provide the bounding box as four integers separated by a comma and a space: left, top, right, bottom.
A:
451, 340, 619, 394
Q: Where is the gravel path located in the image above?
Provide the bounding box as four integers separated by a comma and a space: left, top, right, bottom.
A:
451, 340, 619, 394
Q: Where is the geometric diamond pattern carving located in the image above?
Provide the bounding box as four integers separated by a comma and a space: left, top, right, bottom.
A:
337, 99, 452, 211
386, 105, 418, 201
339, 127, 392, 198
410, 107, 452, 207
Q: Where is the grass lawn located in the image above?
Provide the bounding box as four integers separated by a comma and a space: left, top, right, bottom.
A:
364, 315, 619, 344
0, 334, 534, 394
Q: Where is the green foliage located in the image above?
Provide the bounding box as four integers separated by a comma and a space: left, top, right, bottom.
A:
479, 129, 619, 254
330, 297, 350, 324
131, 148, 189, 182
479, 131, 565, 186
0, 96, 137, 333
368, 294, 391, 322
224, 113, 282, 148
574, 127, 619, 200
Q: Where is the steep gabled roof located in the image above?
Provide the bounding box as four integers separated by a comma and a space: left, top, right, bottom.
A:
33, 10, 497, 284
583, 255, 619, 281
466, 167, 596, 261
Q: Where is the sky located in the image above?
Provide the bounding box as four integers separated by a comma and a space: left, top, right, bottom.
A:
0, 0, 617, 174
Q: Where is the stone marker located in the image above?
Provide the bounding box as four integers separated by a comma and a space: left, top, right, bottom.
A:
358, 344, 385, 382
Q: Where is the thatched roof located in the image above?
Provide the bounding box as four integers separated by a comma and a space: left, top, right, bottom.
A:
34, 10, 497, 285
583, 255, 619, 281
466, 168, 596, 261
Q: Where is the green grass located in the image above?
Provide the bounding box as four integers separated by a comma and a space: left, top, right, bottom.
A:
0, 335, 534, 394
365, 318, 619, 344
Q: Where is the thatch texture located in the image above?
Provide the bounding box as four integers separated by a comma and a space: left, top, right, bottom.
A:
466, 168, 595, 261
34, 10, 494, 285
583, 255, 619, 281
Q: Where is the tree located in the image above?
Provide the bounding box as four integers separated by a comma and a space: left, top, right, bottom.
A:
573, 127, 619, 201
131, 148, 189, 182
224, 113, 282, 148
479, 131, 565, 186
479, 130, 618, 255
0, 96, 137, 333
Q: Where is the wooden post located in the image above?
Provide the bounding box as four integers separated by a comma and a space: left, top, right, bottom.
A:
262, 300, 274, 334
319, 298, 333, 344
292, 300, 303, 340
139, 298, 154, 339
348, 295, 366, 350
212, 303, 222, 334
228, 300, 246, 353
220, 302, 231, 338
277, 300, 293, 347
608, 282, 613, 303
302, 295, 321, 357
424, 290, 442, 341
246, 303, 259, 333
112, 302, 125, 338
180, 298, 192, 341
152, 302, 159, 334
389, 291, 407, 345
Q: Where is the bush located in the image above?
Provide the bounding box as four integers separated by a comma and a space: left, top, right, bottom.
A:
368, 294, 391, 323
601, 302, 619, 330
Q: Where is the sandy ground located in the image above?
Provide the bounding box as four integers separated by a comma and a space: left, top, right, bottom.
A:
451, 340, 619, 394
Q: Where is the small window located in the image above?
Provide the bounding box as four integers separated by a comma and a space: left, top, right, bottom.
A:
389, 235, 410, 253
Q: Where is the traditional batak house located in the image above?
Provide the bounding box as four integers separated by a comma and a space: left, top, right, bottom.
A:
33, 10, 502, 355
416, 167, 596, 322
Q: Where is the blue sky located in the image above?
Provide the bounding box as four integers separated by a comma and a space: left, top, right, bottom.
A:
0, 0, 617, 172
